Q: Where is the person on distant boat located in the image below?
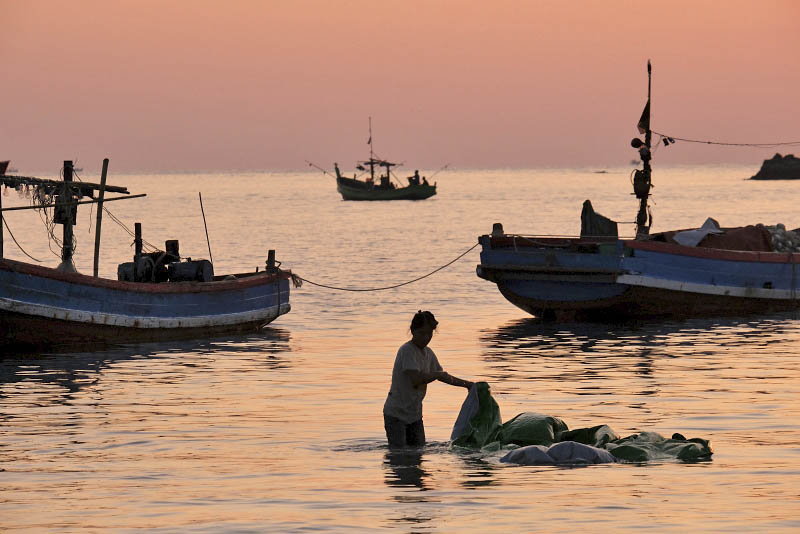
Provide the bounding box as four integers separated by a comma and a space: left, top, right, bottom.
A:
383, 310, 475, 448
422, 176, 429, 186
408, 170, 420, 186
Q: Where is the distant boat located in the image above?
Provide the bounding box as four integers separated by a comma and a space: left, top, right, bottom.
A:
0, 160, 292, 350
750, 153, 800, 180
332, 118, 436, 201
334, 163, 437, 201
477, 62, 800, 321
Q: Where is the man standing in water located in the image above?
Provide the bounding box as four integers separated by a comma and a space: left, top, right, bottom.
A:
383, 311, 475, 448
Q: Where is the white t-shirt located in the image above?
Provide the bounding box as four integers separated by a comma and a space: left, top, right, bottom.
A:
383, 341, 443, 423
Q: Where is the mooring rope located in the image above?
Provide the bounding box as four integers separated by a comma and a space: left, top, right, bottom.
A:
2, 216, 43, 262
296, 242, 479, 291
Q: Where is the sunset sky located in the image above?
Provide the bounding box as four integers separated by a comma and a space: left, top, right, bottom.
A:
2, 0, 799, 172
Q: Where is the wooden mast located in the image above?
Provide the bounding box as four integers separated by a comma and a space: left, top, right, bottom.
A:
58, 160, 77, 272
0, 160, 142, 271
368, 116, 375, 182
93, 158, 109, 277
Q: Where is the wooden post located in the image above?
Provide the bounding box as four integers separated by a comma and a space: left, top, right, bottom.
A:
198, 192, 213, 264
93, 158, 109, 277
134, 222, 143, 259
0, 179, 4, 259
61, 160, 75, 268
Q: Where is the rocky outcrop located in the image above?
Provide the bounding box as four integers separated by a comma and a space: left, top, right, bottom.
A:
750, 153, 800, 180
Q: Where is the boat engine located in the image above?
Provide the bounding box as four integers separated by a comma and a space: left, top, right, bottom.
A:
117, 239, 213, 283
166, 259, 214, 282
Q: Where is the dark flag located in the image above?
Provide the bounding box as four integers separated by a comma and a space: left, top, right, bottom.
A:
367, 136, 371, 145
637, 100, 650, 134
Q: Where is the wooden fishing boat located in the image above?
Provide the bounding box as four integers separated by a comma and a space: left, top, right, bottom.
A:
0, 160, 291, 349
335, 171, 436, 201
477, 62, 800, 321
332, 118, 437, 201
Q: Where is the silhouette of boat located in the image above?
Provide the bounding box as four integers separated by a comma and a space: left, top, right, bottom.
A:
0, 160, 292, 349
333, 119, 436, 201
477, 62, 800, 320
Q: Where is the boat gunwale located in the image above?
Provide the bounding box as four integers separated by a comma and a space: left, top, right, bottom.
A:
481, 234, 800, 264
0, 257, 291, 294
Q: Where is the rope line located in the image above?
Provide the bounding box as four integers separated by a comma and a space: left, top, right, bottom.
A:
1, 215, 43, 262
297, 242, 479, 291
652, 130, 800, 148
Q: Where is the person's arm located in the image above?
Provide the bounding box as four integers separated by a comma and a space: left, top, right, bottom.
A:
404, 369, 439, 387
436, 371, 474, 389
405, 369, 473, 389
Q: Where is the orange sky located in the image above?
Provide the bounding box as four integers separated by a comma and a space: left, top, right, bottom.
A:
2, 0, 799, 172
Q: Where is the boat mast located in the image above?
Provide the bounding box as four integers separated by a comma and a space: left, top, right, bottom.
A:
58, 161, 77, 272
632, 60, 653, 238
368, 116, 375, 182
0, 161, 139, 269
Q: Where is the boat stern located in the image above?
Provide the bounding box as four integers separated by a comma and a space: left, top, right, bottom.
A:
477, 233, 629, 318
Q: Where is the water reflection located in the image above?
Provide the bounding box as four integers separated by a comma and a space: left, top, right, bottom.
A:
383, 448, 430, 490
482, 313, 800, 355
480, 314, 800, 370
455, 452, 500, 488
477, 313, 800, 413
0, 327, 292, 399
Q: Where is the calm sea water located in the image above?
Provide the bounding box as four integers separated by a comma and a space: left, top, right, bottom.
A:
2, 165, 799, 532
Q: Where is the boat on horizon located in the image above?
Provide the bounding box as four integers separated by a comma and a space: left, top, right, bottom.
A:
332, 118, 437, 201
0, 160, 292, 350
477, 62, 800, 321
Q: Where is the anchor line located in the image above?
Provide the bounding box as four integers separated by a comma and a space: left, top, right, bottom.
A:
296, 243, 479, 292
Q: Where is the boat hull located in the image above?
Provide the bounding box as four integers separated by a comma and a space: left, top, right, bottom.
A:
477, 235, 800, 320
0, 257, 291, 348
336, 177, 436, 200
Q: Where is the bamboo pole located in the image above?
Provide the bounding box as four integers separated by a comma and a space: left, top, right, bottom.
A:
93, 158, 109, 277
198, 192, 213, 264
0, 193, 146, 212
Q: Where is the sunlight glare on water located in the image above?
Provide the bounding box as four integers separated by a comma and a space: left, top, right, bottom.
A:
1, 166, 800, 532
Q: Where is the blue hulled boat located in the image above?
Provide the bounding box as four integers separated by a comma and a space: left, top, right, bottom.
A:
0, 256, 291, 347
0, 160, 291, 349
477, 62, 800, 320
477, 232, 800, 320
